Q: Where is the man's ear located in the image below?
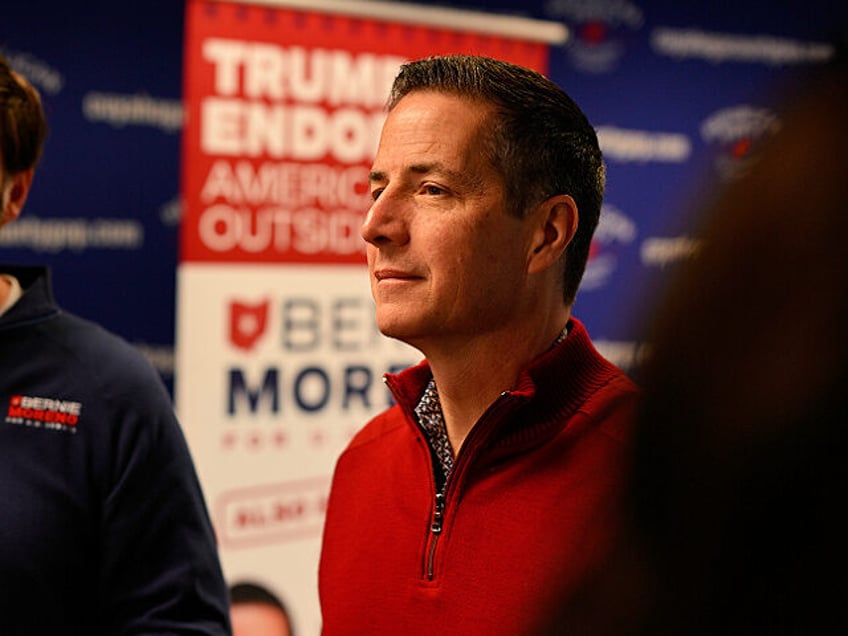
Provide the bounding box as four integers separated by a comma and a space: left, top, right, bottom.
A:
0, 168, 34, 228
527, 194, 578, 275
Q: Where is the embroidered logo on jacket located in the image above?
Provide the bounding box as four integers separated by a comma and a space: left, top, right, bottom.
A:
4, 395, 82, 433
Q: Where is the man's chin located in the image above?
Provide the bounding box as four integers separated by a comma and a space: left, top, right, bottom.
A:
375, 318, 424, 347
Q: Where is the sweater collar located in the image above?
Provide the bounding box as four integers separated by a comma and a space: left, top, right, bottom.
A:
385, 318, 622, 438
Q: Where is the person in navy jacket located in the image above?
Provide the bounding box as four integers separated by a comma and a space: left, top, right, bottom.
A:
0, 52, 231, 635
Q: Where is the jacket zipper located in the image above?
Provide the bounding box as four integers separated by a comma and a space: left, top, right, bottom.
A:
425, 492, 445, 579
420, 391, 523, 581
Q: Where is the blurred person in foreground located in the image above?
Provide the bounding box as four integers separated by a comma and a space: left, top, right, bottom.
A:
230, 581, 294, 636
318, 54, 639, 634
0, 53, 230, 634
632, 57, 848, 635
556, 54, 848, 635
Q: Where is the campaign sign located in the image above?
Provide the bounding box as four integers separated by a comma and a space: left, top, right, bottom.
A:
177, 1, 559, 632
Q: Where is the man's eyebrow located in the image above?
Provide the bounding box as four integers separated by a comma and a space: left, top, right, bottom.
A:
369, 163, 465, 183
410, 162, 462, 179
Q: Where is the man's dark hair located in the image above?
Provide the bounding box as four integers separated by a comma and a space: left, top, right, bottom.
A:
387, 54, 605, 306
0, 53, 48, 175
229, 580, 293, 634
230, 580, 288, 611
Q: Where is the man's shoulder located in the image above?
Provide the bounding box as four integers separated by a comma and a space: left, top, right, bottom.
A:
37, 311, 171, 406
55, 311, 155, 368
602, 365, 640, 396
579, 367, 640, 444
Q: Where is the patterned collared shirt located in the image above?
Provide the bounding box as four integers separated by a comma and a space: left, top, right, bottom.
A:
414, 379, 453, 493
413, 325, 569, 494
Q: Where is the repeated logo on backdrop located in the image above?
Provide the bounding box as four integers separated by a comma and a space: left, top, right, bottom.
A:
700, 105, 781, 180
583, 203, 638, 291
545, 0, 644, 73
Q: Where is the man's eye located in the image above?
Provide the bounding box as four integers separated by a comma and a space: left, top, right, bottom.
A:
424, 185, 444, 195
371, 188, 384, 201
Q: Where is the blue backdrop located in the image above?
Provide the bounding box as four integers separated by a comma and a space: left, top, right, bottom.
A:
3, 0, 846, 390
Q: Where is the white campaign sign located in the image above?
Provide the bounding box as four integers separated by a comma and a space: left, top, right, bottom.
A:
176, 262, 420, 633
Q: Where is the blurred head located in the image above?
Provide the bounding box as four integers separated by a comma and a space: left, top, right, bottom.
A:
535, 54, 848, 636
0, 53, 46, 228
230, 582, 293, 636
628, 57, 848, 635
385, 54, 605, 306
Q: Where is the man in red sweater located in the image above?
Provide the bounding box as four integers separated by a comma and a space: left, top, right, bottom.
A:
319, 54, 638, 635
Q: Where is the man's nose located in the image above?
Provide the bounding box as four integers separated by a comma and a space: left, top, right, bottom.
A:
361, 189, 409, 247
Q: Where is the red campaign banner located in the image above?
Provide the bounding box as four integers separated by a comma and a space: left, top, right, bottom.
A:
181, 0, 551, 264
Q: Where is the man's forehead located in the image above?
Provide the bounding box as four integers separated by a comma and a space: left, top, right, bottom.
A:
370, 126, 494, 180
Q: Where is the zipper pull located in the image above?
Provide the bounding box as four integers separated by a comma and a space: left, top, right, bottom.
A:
430, 492, 445, 534
425, 492, 446, 580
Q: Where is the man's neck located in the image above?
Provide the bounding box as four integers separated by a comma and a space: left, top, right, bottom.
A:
0, 273, 22, 317
422, 311, 570, 455
0, 275, 12, 309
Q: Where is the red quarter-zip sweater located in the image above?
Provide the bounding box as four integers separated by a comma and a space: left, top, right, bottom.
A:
319, 318, 638, 635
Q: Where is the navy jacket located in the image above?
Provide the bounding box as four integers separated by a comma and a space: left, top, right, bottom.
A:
0, 265, 230, 634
